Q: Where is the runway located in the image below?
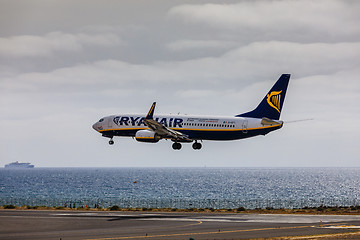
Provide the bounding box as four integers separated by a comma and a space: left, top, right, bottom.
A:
1, 210, 360, 240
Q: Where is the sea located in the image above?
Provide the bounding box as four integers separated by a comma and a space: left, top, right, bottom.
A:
1, 168, 360, 209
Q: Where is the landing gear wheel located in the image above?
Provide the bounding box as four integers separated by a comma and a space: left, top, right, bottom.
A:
109, 139, 114, 145
192, 142, 202, 150
172, 142, 182, 150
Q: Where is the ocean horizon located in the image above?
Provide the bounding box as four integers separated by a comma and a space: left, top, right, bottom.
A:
1, 167, 360, 209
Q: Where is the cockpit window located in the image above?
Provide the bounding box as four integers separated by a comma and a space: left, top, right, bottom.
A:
99, 118, 104, 122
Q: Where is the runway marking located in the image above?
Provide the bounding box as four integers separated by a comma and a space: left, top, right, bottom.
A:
170, 220, 203, 228
137, 219, 203, 231
84, 224, 312, 240
323, 225, 360, 229
267, 230, 360, 239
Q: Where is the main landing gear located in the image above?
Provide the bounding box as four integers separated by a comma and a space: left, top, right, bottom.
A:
192, 141, 202, 150
172, 142, 182, 150
172, 141, 202, 150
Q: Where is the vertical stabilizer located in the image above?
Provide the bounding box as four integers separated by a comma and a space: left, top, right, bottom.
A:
236, 74, 290, 120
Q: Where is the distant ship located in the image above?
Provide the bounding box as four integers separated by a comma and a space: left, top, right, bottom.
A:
4, 161, 34, 169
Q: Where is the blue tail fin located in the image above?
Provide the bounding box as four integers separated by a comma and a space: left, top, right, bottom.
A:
236, 74, 290, 120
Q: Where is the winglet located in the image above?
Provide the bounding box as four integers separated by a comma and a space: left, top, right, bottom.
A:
146, 102, 156, 120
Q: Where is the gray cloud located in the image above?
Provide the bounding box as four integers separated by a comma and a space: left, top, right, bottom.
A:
169, 0, 360, 42
3, 40, 357, 93
0, 0, 359, 167
166, 39, 237, 51
0, 32, 122, 58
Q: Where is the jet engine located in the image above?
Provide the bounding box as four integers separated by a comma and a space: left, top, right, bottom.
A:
135, 130, 160, 143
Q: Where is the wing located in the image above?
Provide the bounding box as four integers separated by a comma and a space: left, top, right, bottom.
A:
144, 102, 192, 142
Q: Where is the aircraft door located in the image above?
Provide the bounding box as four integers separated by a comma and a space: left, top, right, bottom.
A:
242, 120, 248, 134
108, 117, 113, 128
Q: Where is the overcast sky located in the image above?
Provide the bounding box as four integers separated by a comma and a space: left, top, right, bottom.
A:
0, 0, 359, 167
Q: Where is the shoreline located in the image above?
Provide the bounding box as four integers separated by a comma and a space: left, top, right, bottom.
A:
2, 204, 360, 215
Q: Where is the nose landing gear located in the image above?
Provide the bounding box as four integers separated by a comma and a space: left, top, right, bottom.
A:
109, 139, 114, 145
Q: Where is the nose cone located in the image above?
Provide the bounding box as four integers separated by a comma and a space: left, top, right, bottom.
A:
93, 118, 105, 132
92, 122, 101, 132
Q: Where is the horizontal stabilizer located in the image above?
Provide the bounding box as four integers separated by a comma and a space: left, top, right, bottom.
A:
261, 117, 283, 126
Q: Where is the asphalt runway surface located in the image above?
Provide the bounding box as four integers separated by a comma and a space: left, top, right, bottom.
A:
1, 210, 360, 240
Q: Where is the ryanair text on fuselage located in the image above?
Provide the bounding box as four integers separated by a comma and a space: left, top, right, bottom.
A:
92, 74, 291, 150
113, 116, 184, 128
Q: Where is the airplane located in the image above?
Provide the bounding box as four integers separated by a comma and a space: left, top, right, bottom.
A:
92, 74, 290, 150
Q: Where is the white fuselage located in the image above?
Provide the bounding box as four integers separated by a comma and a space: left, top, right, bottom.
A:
92, 114, 282, 141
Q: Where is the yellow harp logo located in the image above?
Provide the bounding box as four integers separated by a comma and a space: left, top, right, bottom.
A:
267, 91, 282, 113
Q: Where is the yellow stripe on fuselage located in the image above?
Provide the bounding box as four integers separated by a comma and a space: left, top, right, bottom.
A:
178, 124, 282, 132
99, 127, 147, 132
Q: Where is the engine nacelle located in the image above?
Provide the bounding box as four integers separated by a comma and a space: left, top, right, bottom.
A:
135, 130, 160, 143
